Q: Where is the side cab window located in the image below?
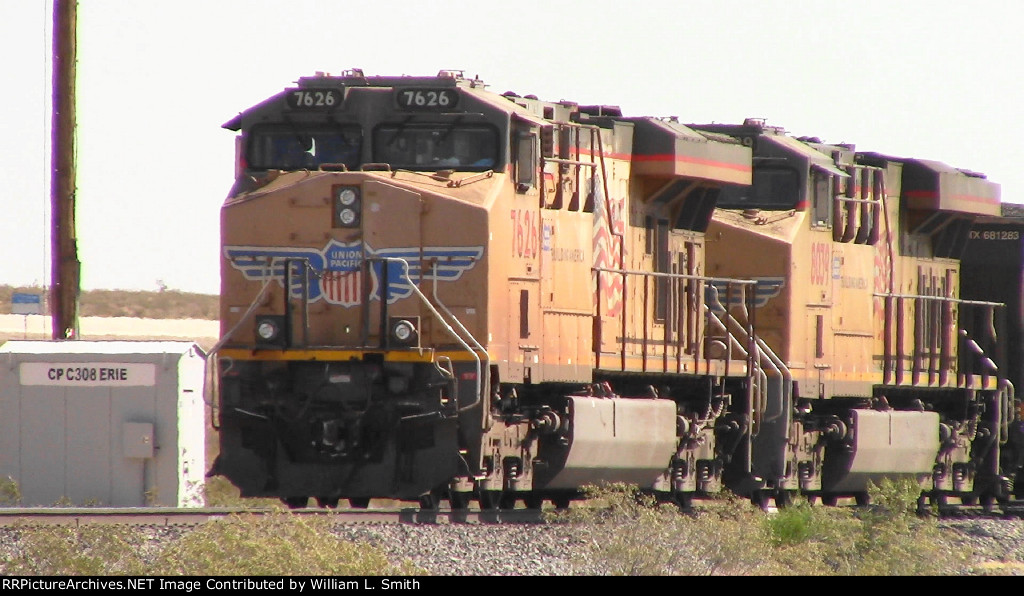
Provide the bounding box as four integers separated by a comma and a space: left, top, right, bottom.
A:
811, 169, 833, 228
515, 126, 537, 193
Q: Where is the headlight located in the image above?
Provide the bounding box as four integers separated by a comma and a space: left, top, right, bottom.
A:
338, 208, 357, 225
393, 320, 414, 342
333, 185, 361, 228
257, 321, 278, 340
255, 315, 287, 346
389, 317, 419, 347
338, 188, 357, 205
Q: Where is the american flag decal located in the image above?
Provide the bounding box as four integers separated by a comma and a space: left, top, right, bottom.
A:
321, 269, 363, 307
592, 175, 624, 317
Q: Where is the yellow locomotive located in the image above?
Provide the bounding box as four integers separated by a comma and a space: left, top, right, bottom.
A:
690, 120, 1014, 507
210, 70, 1020, 510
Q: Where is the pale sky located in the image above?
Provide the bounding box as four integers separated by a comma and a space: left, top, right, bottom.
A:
1, 0, 1021, 295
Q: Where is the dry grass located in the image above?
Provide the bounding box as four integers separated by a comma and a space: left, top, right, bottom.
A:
0, 285, 218, 320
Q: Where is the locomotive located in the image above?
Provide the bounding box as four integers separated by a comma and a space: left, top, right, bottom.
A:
209, 69, 1022, 510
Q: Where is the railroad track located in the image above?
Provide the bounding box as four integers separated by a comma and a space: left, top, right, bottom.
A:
0, 506, 546, 526
5, 497, 1024, 527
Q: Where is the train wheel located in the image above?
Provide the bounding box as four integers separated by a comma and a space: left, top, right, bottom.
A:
282, 496, 308, 509
821, 494, 838, 506
315, 497, 340, 509
981, 494, 996, 514
673, 492, 694, 512
479, 490, 501, 510
750, 491, 770, 511
523, 494, 544, 510
854, 492, 870, 507
774, 490, 793, 509
348, 497, 370, 509
916, 494, 928, 516
552, 495, 571, 510
499, 492, 518, 510
419, 492, 441, 511
449, 492, 471, 511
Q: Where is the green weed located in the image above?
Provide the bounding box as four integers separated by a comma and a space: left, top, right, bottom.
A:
0, 476, 21, 506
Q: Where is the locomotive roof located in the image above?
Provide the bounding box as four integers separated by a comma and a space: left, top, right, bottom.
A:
857, 152, 1002, 216
687, 120, 849, 179
1004, 203, 1024, 218
627, 117, 752, 185
223, 70, 542, 131
763, 134, 850, 177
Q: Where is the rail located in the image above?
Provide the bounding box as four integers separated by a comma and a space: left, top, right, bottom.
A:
0, 506, 545, 526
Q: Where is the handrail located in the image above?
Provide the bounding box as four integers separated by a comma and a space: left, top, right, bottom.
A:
543, 157, 597, 168
877, 288, 1005, 388
703, 305, 766, 430
207, 262, 275, 356
592, 266, 758, 377
378, 257, 485, 420
430, 261, 492, 429
593, 266, 759, 285
283, 258, 311, 348
205, 258, 279, 430
592, 266, 766, 432
873, 292, 1004, 307
707, 284, 791, 435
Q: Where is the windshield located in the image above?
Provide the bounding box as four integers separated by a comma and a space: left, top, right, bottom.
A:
373, 123, 498, 171
716, 166, 800, 210
247, 123, 362, 171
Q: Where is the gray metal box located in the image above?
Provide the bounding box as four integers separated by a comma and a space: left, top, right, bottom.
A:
0, 340, 207, 507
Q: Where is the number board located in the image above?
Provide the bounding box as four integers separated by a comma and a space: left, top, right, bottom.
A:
286, 88, 342, 110
395, 88, 459, 110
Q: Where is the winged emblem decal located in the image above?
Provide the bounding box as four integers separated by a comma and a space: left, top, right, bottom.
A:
224, 240, 483, 307
705, 277, 785, 312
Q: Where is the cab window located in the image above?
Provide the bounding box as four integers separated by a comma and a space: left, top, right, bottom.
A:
373, 124, 497, 171
811, 169, 832, 226
247, 123, 362, 171
717, 166, 800, 210
514, 131, 537, 191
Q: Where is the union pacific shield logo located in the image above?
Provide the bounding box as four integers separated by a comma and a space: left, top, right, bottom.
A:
224, 240, 483, 307
320, 241, 363, 305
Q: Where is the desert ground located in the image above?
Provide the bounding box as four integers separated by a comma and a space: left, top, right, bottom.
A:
0, 313, 218, 348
